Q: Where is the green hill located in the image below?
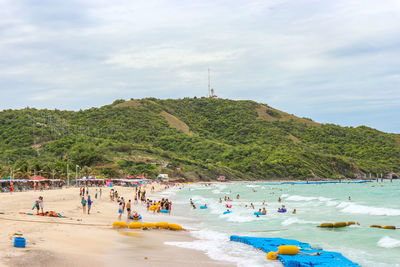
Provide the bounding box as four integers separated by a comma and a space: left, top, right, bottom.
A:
0, 97, 399, 181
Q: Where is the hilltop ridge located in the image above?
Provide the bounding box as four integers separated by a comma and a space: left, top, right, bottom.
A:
0, 97, 399, 180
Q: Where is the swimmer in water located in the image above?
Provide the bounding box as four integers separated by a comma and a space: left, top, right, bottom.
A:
262, 207, 267, 215
219, 198, 222, 203
348, 196, 351, 200
278, 197, 281, 203
251, 203, 255, 209
236, 194, 240, 199
292, 209, 296, 214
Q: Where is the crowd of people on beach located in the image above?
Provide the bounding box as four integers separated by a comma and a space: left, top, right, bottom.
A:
79, 187, 102, 214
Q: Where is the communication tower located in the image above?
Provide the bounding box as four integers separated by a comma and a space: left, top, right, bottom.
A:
208, 68, 217, 98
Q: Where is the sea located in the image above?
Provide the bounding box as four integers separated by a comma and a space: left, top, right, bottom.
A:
156, 180, 400, 267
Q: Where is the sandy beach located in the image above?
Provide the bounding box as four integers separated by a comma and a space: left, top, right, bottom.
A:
0, 184, 229, 267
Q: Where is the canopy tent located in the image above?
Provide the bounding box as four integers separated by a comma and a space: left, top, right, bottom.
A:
0, 179, 28, 183
120, 178, 149, 183
126, 174, 148, 180
29, 175, 50, 182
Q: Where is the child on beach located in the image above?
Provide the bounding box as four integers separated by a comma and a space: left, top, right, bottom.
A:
87, 196, 92, 214
81, 197, 87, 214
118, 201, 123, 220
33, 197, 40, 214
39, 196, 44, 214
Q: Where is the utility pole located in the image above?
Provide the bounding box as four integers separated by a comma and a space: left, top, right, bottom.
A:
76, 165, 79, 180
67, 163, 69, 186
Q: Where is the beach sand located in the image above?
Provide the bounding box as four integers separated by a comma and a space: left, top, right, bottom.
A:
0, 184, 229, 267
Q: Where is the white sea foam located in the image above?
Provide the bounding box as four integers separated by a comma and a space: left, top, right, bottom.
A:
281, 218, 321, 226
212, 189, 222, 194
246, 184, 260, 188
338, 202, 400, 216
165, 229, 279, 267
377, 236, 400, 248
221, 212, 257, 223
285, 195, 331, 202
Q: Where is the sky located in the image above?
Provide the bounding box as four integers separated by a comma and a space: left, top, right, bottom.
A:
1, 0, 400, 133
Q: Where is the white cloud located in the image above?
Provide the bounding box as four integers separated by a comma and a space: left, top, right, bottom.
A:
0, 0, 399, 132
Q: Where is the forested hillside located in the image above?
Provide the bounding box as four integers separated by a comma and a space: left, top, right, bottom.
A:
0, 98, 399, 180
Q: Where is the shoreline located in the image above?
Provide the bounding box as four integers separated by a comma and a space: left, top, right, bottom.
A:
0, 184, 230, 267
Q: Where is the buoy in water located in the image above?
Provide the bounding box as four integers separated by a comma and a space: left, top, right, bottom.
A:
381, 225, 396, 230
333, 222, 347, 228
266, 251, 278, 260
319, 223, 334, 228
370, 225, 381, 228
278, 245, 299, 255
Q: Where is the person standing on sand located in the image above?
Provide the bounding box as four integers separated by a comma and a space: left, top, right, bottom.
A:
278, 197, 281, 203
126, 200, 131, 220
39, 196, 44, 214
122, 197, 126, 213
262, 207, 267, 215
33, 197, 40, 214
100, 188, 102, 198
95, 189, 98, 199
81, 197, 87, 214
87, 196, 92, 214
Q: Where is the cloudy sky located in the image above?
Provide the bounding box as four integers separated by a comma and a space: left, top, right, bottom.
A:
1, 0, 400, 133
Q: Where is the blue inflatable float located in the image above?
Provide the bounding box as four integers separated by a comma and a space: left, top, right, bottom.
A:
130, 215, 142, 220
230, 236, 359, 266
160, 209, 169, 213
254, 212, 264, 216
278, 209, 287, 213
223, 211, 232, 215
200, 206, 208, 209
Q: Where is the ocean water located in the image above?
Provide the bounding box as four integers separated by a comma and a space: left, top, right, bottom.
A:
163, 181, 400, 267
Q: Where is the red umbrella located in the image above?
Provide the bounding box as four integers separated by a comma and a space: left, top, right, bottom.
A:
29, 175, 49, 181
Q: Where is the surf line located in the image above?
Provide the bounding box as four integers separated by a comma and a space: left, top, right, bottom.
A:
248, 229, 289, 232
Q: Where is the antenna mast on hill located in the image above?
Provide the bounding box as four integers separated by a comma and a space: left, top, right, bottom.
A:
208, 68, 217, 98
208, 68, 211, 97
